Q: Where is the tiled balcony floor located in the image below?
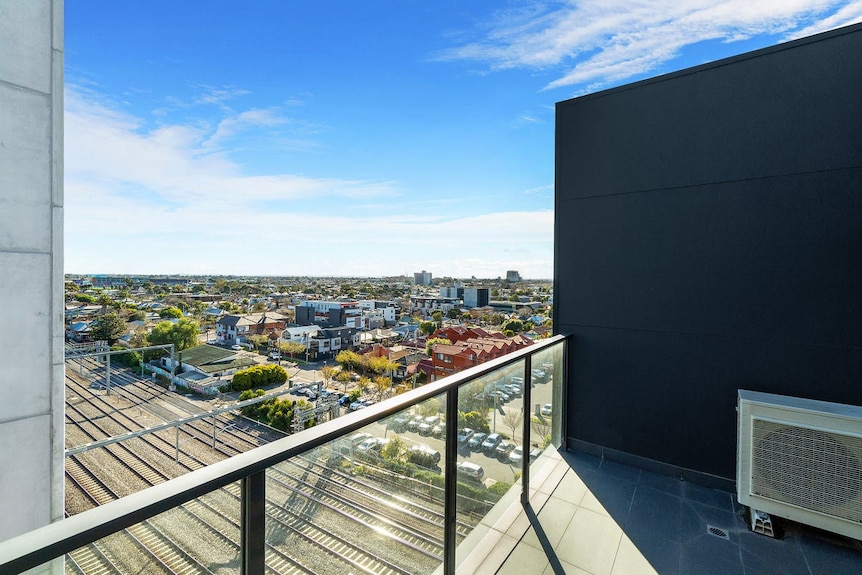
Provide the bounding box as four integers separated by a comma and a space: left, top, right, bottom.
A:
457, 448, 862, 574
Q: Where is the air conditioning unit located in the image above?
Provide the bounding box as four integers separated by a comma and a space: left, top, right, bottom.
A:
737, 390, 862, 541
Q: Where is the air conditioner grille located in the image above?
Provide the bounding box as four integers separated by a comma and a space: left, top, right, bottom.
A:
751, 419, 862, 523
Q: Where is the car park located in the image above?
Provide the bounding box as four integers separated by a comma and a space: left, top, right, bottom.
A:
541, 403, 552, 416
457, 428, 474, 444
481, 433, 503, 453
510, 376, 524, 386
467, 432, 487, 450
508, 445, 524, 465
418, 415, 440, 436
456, 461, 484, 481
495, 441, 516, 459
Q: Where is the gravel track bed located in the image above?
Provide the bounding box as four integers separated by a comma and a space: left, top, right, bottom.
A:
64, 365, 451, 574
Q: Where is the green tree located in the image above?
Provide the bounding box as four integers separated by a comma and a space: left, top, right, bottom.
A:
247, 334, 269, 352
502, 318, 524, 333
425, 337, 451, 356
159, 306, 183, 319
335, 350, 361, 372
335, 369, 353, 392
447, 308, 461, 319
90, 313, 126, 344
431, 310, 443, 326
320, 365, 338, 387
279, 341, 306, 358
419, 321, 436, 336
149, 318, 200, 351
75, 293, 96, 303
371, 376, 392, 401
129, 310, 146, 322
97, 293, 113, 313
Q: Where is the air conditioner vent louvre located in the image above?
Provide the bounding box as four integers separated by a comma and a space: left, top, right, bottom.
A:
751, 419, 862, 523
738, 390, 862, 541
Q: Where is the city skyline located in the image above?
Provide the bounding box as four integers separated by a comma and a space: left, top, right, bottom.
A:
64, 1, 862, 277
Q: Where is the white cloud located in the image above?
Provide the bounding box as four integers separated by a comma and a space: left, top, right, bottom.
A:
64, 85, 554, 277
440, 0, 858, 91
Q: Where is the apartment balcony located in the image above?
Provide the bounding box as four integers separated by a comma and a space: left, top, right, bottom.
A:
1, 333, 860, 574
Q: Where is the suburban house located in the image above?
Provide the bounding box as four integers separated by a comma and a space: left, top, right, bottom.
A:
429, 328, 533, 380
215, 312, 287, 345
157, 344, 257, 394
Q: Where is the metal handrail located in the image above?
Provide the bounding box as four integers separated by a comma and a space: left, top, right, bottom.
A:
0, 334, 566, 574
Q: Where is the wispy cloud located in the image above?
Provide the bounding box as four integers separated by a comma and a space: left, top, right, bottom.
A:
439, 1, 861, 91
64, 85, 553, 277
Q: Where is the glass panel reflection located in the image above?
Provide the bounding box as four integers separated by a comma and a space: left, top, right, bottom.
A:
64, 484, 242, 574
528, 341, 564, 474
265, 395, 447, 575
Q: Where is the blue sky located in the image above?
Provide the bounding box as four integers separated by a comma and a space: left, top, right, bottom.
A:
64, 1, 862, 279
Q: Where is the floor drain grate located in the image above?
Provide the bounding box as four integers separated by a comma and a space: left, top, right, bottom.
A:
708, 525, 729, 540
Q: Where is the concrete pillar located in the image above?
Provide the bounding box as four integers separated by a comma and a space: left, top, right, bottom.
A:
0, 0, 65, 542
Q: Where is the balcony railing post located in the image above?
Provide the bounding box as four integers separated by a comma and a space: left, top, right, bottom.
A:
443, 387, 459, 575
241, 471, 266, 575
521, 354, 533, 505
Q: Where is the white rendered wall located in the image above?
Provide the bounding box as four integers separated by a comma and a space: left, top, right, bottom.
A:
0, 0, 64, 542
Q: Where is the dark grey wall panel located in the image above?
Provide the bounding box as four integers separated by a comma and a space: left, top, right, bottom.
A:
554, 23, 862, 481
556, 27, 862, 199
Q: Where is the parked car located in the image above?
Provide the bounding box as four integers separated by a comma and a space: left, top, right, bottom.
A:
408, 444, 441, 467
356, 437, 388, 456
418, 416, 440, 436
390, 413, 412, 432
508, 445, 524, 465
294, 387, 317, 400
456, 461, 484, 481
495, 441, 516, 459
431, 423, 445, 438
503, 384, 522, 397
529, 447, 543, 462
407, 414, 425, 432
467, 432, 487, 450
481, 433, 503, 453
510, 376, 524, 385
230, 344, 243, 351
338, 395, 352, 406
541, 403, 552, 416
340, 432, 372, 454
268, 352, 281, 360
489, 390, 510, 403
457, 428, 475, 444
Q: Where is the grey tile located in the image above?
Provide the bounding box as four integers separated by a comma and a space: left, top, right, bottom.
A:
598, 459, 642, 484
622, 529, 680, 575
681, 482, 735, 513
576, 469, 637, 523
797, 533, 862, 575
679, 533, 744, 575
639, 469, 685, 497
680, 500, 742, 545
563, 450, 602, 473
626, 486, 683, 543
738, 529, 810, 575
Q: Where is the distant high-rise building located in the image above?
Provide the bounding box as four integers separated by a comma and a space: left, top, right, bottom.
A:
506, 270, 522, 282
414, 270, 432, 285
464, 287, 490, 308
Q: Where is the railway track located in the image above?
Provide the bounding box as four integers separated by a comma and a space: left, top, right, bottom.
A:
63, 355, 481, 574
